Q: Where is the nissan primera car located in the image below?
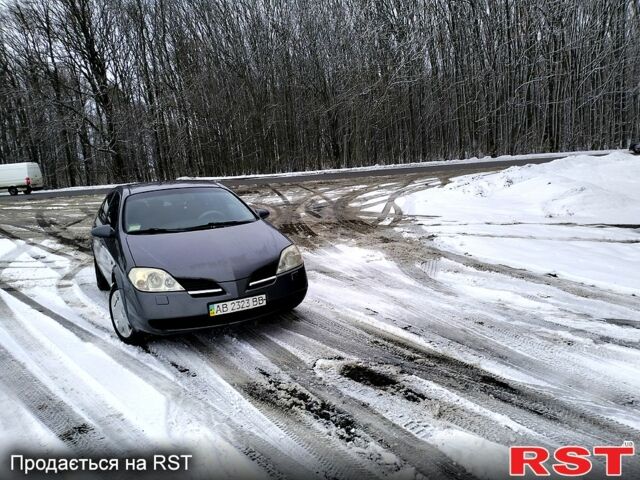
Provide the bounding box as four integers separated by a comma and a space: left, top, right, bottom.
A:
91, 182, 307, 343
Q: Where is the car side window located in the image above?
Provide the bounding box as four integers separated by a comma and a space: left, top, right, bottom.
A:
98, 195, 111, 225
106, 193, 120, 229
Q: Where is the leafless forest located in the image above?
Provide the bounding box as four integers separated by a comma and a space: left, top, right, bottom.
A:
0, 0, 639, 187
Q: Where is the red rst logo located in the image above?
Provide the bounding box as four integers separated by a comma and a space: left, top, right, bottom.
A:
509, 442, 635, 477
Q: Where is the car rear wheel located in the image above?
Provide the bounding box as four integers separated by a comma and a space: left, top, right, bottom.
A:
109, 285, 144, 345
8, 187, 18, 196
94, 260, 110, 291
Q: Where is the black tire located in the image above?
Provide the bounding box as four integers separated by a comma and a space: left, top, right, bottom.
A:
8, 187, 18, 196
630, 142, 640, 155
109, 284, 144, 345
94, 260, 110, 291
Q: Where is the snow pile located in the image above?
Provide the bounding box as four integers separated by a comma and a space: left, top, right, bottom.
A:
397, 152, 640, 294
397, 152, 640, 225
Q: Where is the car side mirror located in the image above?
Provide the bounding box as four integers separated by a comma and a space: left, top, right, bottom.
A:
256, 208, 270, 219
91, 225, 115, 238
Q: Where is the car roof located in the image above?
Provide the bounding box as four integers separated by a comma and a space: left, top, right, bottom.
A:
120, 180, 225, 196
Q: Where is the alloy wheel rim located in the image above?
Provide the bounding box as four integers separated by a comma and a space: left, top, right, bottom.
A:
111, 290, 132, 338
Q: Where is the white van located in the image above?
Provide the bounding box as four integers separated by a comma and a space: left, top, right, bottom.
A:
0, 162, 44, 195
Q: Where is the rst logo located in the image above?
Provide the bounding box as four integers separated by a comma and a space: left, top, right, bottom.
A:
509, 442, 635, 476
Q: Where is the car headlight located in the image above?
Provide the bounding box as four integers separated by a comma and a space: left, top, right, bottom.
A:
277, 245, 303, 274
128, 267, 185, 292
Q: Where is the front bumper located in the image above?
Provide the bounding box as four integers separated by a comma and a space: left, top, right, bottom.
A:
122, 266, 307, 334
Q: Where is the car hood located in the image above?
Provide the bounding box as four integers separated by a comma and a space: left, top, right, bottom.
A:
125, 221, 290, 282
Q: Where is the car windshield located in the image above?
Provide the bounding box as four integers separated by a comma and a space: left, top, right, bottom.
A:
123, 187, 257, 234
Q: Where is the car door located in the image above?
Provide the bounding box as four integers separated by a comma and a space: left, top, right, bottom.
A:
93, 192, 118, 282
103, 192, 122, 278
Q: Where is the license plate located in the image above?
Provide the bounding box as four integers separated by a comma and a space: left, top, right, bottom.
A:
208, 294, 266, 317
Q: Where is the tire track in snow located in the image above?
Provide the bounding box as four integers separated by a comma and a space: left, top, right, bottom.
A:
55, 261, 112, 335
0, 278, 320, 478
302, 231, 640, 425
32, 251, 329, 479
140, 337, 323, 480
338, 180, 640, 312
0, 294, 151, 450
395, 224, 640, 312
314, 250, 640, 404
252, 320, 543, 447
185, 335, 381, 480
0, 225, 76, 260
0, 344, 106, 452
239, 328, 474, 480
279, 308, 640, 447
266, 185, 318, 246
340, 239, 640, 413
35, 212, 91, 254
54, 261, 351, 479
266, 315, 552, 446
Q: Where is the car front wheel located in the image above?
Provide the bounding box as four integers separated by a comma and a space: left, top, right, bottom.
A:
109, 285, 144, 345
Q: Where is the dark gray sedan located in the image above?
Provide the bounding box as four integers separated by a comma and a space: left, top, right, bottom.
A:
91, 182, 307, 344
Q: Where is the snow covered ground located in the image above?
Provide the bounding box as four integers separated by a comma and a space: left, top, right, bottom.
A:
396, 152, 640, 294
0, 157, 638, 479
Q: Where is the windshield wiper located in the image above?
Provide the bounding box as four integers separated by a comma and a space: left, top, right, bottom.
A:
128, 220, 254, 235
128, 227, 182, 235
181, 220, 254, 231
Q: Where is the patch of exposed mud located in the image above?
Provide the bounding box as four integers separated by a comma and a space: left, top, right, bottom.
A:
58, 423, 95, 445
340, 363, 397, 388
169, 361, 197, 377
246, 372, 358, 443
278, 222, 318, 238
339, 363, 426, 404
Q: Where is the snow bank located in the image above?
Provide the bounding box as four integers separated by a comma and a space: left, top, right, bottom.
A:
397, 152, 639, 225
397, 152, 640, 294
